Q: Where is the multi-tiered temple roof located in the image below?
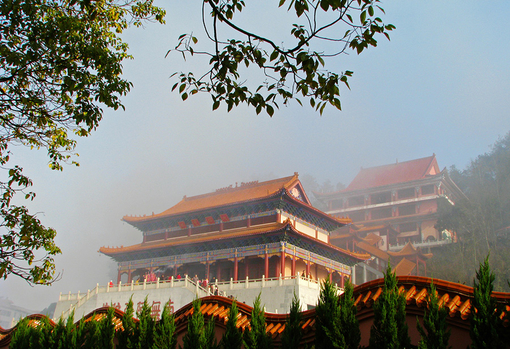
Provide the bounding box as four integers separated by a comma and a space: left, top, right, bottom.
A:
100, 173, 368, 286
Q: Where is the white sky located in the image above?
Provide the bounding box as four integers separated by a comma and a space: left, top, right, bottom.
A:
2, 0, 510, 313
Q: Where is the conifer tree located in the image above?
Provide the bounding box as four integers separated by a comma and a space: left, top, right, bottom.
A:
182, 298, 206, 349
72, 317, 87, 349
9, 317, 35, 349
136, 297, 155, 349
470, 255, 504, 349
119, 297, 136, 349
315, 279, 344, 349
204, 315, 218, 349
83, 315, 100, 349
243, 294, 272, 349
338, 279, 361, 349
98, 307, 116, 349
281, 292, 303, 349
369, 263, 411, 349
220, 300, 243, 349
417, 281, 451, 349
51, 311, 75, 349
153, 299, 177, 349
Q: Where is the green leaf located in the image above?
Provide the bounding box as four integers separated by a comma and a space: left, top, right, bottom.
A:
266, 105, 274, 116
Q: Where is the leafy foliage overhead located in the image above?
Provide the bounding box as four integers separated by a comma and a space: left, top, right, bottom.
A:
0, 0, 165, 284
171, 0, 395, 116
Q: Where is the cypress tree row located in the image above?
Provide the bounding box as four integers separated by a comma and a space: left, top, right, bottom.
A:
281, 292, 303, 348
243, 294, 272, 349
220, 300, 243, 349
417, 281, 451, 349
369, 263, 411, 349
470, 255, 504, 349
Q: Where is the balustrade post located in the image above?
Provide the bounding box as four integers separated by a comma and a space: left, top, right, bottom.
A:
262, 275, 265, 287
230, 277, 233, 290
118, 281, 122, 292
170, 276, 174, 288
245, 276, 249, 289
156, 277, 160, 289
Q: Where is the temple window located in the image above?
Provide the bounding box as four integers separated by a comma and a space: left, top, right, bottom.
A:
371, 207, 392, 220
371, 191, 391, 204
399, 222, 417, 233
348, 211, 365, 222
331, 199, 343, 209
398, 204, 416, 216
421, 184, 435, 195
397, 187, 415, 199
348, 196, 364, 207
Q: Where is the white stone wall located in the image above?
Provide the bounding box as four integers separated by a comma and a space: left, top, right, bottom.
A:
53, 276, 342, 320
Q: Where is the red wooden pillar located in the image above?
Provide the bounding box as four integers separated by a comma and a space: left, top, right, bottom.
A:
291, 257, 296, 276
244, 258, 249, 279
234, 257, 238, 281
340, 273, 345, 288
329, 270, 333, 282
128, 270, 132, 283
216, 261, 221, 281
117, 270, 121, 284
280, 250, 285, 277
306, 260, 311, 277
264, 253, 269, 278
206, 262, 210, 280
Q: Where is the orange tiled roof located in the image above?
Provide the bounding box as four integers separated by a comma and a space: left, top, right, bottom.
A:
344, 155, 439, 192
123, 174, 301, 223
363, 233, 382, 246
352, 276, 510, 325
387, 242, 433, 260
356, 241, 390, 261
100, 220, 370, 261
394, 258, 416, 276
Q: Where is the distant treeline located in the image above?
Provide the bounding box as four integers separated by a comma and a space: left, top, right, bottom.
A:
431, 132, 510, 291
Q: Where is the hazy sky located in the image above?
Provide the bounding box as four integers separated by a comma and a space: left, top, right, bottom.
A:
2, 0, 510, 313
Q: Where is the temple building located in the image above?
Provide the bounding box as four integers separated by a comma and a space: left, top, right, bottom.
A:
58, 173, 370, 318
315, 155, 465, 283
315, 155, 465, 248
101, 173, 366, 286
